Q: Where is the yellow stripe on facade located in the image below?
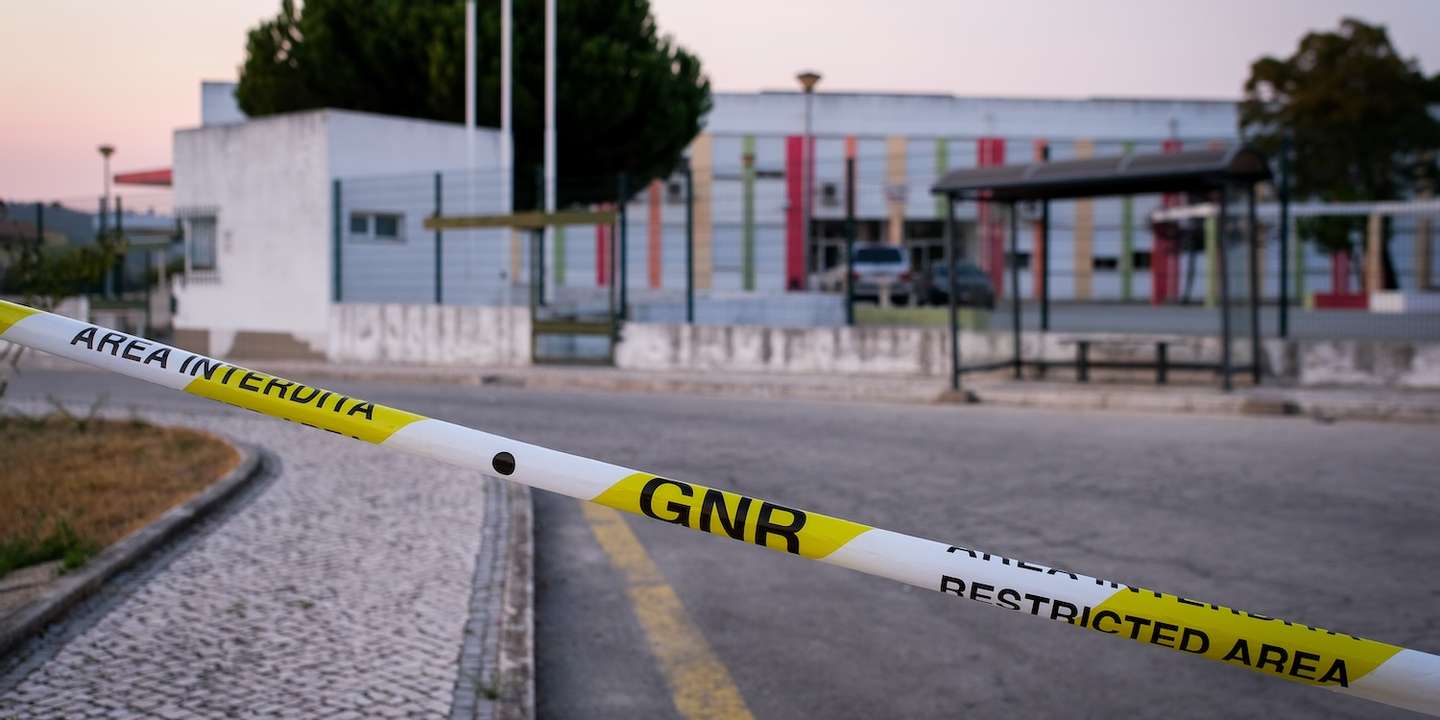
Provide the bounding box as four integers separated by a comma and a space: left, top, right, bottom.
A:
582, 503, 754, 720
692, 133, 715, 291
1073, 139, 1096, 300
0, 299, 39, 335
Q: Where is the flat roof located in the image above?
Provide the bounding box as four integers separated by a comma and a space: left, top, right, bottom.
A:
931, 145, 1272, 202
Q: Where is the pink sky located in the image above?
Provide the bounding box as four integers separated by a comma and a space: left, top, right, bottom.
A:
2, 0, 1437, 201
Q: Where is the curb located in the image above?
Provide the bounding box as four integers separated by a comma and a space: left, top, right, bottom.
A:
495, 481, 535, 720
0, 440, 264, 658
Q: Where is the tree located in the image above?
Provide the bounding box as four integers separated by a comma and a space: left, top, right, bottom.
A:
236, 0, 711, 208
1240, 17, 1440, 289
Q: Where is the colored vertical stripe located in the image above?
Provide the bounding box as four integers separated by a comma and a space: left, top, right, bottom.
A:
1032, 139, 1048, 301
886, 136, 907, 246
1204, 215, 1218, 307
978, 137, 1006, 299
648, 181, 663, 289
692, 133, 714, 292
554, 225, 566, 288
785, 136, 805, 291
742, 136, 756, 292
1159, 138, 1184, 304
510, 231, 523, 289
1072, 139, 1095, 300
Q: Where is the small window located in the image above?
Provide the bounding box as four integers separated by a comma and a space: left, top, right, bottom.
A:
189, 216, 218, 271
1007, 251, 1031, 270
666, 180, 685, 204
820, 182, 839, 207
349, 211, 404, 242
374, 214, 400, 239
1132, 250, 1153, 270
1093, 256, 1119, 271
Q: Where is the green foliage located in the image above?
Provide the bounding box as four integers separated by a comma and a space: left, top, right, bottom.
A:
0, 234, 120, 311
236, 0, 711, 207
0, 517, 98, 579
1240, 18, 1440, 263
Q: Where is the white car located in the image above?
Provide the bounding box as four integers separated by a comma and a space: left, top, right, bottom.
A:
824, 244, 912, 304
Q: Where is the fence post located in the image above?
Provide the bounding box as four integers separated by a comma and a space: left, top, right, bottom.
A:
115, 195, 125, 297
35, 201, 44, 254
534, 167, 545, 306
683, 159, 694, 324
1277, 136, 1290, 338
844, 155, 856, 326
434, 172, 443, 304
618, 174, 629, 319
332, 179, 343, 303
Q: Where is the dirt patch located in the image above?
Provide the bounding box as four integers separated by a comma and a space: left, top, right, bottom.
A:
0, 414, 238, 581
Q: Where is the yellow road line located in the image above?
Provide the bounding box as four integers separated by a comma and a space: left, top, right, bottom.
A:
581, 503, 754, 720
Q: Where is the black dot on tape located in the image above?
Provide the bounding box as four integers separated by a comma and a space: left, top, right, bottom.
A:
491, 452, 516, 476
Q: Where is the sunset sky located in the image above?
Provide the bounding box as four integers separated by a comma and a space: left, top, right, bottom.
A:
2, 0, 1437, 200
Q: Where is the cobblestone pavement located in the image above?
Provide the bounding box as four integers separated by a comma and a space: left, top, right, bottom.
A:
0, 405, 503, 719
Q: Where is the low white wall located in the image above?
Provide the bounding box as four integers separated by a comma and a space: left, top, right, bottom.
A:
1295, 339, 1440, 388
328, 304, 530, 366
615, 324, 1256, 378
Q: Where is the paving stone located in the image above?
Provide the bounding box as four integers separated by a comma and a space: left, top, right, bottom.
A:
0, 409, 497, 719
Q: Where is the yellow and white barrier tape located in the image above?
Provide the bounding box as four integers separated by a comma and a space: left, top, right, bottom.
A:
3, 298, 1438, 715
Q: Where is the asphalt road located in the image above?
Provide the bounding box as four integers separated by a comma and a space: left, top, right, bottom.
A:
7, 369, 1438, 718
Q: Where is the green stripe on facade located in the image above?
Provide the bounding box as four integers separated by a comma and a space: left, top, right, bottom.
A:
554, 225, 566, 287
934, 138, 949, 219
1120, 141, 1134, 301
1205, 215, 1218, 307
742, 135, 756, 292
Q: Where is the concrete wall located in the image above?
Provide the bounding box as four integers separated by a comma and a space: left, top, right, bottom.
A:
1292, 339, 1440, 388
328, 304, 529, 367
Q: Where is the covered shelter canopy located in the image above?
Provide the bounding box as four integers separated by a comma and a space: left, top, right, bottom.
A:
932, 145, 1271, 202
928, 144, 1276, 392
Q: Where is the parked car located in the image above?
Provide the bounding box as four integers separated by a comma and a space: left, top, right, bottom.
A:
822, 244, 913, 304
922, 263, 996, 308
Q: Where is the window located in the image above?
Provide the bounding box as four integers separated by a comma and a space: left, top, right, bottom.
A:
666, 180, 685, 204
820, 182, 839, 207
854, 247, 904, 263
189, 216, 217, 271
1132, 250, 1153, 270
349, 212, 404, 242
1092, 256, 1119, 271
1007, 251, 1031, 270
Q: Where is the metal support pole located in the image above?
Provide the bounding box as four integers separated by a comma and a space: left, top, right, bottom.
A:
1009, 202, 1022, 379
618, 174, 629, 319
946, 197, 960, 391
1277, 136, 1291, 338
683, 159, 695, 324
1216, 185, 1232, 392
99, 196, 111, 298
35, 201, 44, 254
1248, 184, 1261, 385
844, 155, 857, 326
434, 172, 443, 304
332, 179, 343, 303
115, 196, 124, 296
534, 168, 545, 307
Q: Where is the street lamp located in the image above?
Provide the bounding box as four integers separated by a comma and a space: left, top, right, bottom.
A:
98, 144, 115, 212
796, 70, 821, 289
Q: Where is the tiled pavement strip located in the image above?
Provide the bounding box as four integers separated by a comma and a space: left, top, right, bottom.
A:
0, 404, 510, 719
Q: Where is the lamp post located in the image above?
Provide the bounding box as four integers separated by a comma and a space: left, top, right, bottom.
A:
796, 70, 821, 289
98, 144, 115, 215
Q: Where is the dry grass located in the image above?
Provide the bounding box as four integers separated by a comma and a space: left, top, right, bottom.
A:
0, 414, 238, 578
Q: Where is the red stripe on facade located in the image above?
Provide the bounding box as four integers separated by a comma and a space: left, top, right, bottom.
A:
1153, 139, 1183, 305
978, 137, 1006, 298
785, 136, 805, 291
1032, 139, 1048, 300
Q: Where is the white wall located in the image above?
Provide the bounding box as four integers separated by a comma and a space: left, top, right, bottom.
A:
173, 109, 503, 348
173, 111, 333, 347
